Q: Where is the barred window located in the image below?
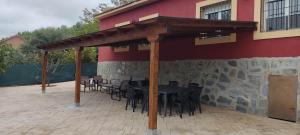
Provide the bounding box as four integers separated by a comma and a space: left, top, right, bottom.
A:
202, 1, 231, 21
200, 1, 231, 38
263, 0, 300, 32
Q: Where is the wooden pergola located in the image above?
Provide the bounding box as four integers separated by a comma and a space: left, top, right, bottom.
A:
38, 16, 256, 134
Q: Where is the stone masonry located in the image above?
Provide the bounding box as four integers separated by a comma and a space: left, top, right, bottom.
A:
97, 57, 300, 120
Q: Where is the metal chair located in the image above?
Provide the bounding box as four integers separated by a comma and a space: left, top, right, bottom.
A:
169, 81, 179, 87
80, 76, 95, 92
141, 90, 149, 114
189, 86, 203, 114
171, 88, 192, 118
93, 75, 103, 90
125, 85, 138, 112
111, 80, 129, 101
188, 83, 199, 88
99, 79, 109, 93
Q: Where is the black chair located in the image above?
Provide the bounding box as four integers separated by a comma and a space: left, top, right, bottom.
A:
120, 80, 129, 98
188, 83, 199, 88
111, 80, 129, 101
99, 79, 109, 93
93, 76, 103, 90
141, 90, 149, 114
128, 81, 139, 87
110, 79, 121, 85
165, 81, 179, 115
125, 85, 138, 112
171, 88, 192, 118
132, 81, 144, 104
169, 81, 178, 87
141, 78, 149, 86
106, 79, 120, 94
189, 86, 203, 114
81, 76, 95, 92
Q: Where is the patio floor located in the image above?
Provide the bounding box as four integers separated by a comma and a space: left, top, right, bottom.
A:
0, 81, 299, 135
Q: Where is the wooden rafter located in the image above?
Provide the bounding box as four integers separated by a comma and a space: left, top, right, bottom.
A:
37, 16, 257, 51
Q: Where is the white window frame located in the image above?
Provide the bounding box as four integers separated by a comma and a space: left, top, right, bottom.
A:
113, 45, 129, 52
254, 0, 300, 40
202, 2, 231, 20
262, 0, 300, 31
195, 0, 237, 46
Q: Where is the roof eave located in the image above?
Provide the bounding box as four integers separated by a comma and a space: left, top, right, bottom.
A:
94, 0, 159, 20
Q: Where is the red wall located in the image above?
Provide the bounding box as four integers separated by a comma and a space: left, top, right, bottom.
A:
98, 0, 300, 62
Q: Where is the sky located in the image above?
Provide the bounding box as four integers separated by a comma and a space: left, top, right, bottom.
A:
0, 0, 111, 39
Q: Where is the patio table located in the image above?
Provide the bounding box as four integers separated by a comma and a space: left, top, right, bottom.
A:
133, 85, 183, 117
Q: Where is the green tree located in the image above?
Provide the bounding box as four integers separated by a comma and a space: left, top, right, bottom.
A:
0, 42, 22, 74
6, 0, 135, 71
20, 27, 70, 64
79, 0, 135, 24
69, 21, 99, 37
83, 47, 97, 63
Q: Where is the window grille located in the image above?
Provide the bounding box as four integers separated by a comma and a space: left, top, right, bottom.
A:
200, 1, 232, 39
263, 0, 300, 32
202, 1, 231, 21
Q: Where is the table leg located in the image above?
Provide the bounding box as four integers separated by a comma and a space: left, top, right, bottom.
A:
164, 94, 167, 117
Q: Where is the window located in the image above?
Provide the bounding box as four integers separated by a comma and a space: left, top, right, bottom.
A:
254, 0, 300, 40
262, 0, 300, 32
195, 0, 237, 45
201, 1, 232, 39
202, 2, 231, 21
138, 43, 150, 51
113, 45, 129, 52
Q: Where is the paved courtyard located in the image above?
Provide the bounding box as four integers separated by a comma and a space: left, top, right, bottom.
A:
0, 81, 299, 135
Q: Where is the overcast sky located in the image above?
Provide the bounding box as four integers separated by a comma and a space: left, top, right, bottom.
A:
0, 0, 111, 39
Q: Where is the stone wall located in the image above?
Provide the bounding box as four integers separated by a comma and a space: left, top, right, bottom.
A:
98, 57, 300, 120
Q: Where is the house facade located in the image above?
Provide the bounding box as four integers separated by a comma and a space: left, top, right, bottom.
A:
2, 35, 25, 49
96, 0, 300, 120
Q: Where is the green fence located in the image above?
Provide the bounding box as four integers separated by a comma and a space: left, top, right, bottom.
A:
0, 63, 97, 86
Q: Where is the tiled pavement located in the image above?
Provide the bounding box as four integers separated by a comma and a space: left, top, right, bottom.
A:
0, 81, 299, 135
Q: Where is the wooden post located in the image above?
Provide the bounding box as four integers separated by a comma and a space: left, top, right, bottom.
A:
41, 51, 48, 94
147, 35, 160, 133
75, 47, 83, 107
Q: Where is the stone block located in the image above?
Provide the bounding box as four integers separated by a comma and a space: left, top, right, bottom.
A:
250, 68, 262, 73
237, 70, 246, 80
229, 90, 243, 97
206, 80, 215, 86
216, 83, 226, 91
259, 99, 268, 108
217, 96, 232, 105
237, 97, 249, 107
219, 73, 231, 83
201, 95, 210, 102
282, 68, 297, 75
236, 105, 247, 113
209, 101, 217, 106
248, 75, 262, 86
204, 88, 211, 94
228, 61, 237, 67
262, 84, 268, 97
229, 69, 237, 78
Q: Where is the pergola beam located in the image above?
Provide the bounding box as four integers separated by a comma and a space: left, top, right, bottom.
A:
43, 25, 167, 51
37, 16, 257, 51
